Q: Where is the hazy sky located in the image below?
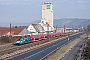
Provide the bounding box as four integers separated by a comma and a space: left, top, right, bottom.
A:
0, 0, 90, 23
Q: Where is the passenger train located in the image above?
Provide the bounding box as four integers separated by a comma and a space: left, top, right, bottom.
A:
15, 32, 64, 44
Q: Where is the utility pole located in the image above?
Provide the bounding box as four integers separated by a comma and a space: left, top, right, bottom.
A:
72, 26, 73, 33
64, 25, 65, 36
55, 26, 57, 33
9, 23, 12, 42
10, 23, 11, 36
47, 22, 49, 41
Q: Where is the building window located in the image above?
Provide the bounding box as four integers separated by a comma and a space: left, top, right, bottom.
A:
30, 29, 32, 30
42, 21, 44, 24
47, 5, 50, 9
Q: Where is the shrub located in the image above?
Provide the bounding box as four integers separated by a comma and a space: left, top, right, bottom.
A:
0, 36, 11, 43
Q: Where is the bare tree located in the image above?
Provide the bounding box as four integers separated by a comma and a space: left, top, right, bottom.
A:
86, 24, 90, 35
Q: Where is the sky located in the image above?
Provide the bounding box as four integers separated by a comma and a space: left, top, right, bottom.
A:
0, 0, 90, 23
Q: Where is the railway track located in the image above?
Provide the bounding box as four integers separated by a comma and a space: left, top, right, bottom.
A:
0, 42, 36, 56
0, 32, 76, 59
0, 39, 49, 56
0, 44, 14, 52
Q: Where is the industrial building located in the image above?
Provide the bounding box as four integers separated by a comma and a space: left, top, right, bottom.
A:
27, 2, 54, 35
41, 2, 53, 28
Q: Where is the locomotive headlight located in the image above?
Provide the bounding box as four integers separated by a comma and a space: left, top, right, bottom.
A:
16, 41, 20, 43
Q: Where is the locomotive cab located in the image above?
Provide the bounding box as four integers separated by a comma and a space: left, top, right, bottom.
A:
16, 37, 30, 44
16, 38, 25, 44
